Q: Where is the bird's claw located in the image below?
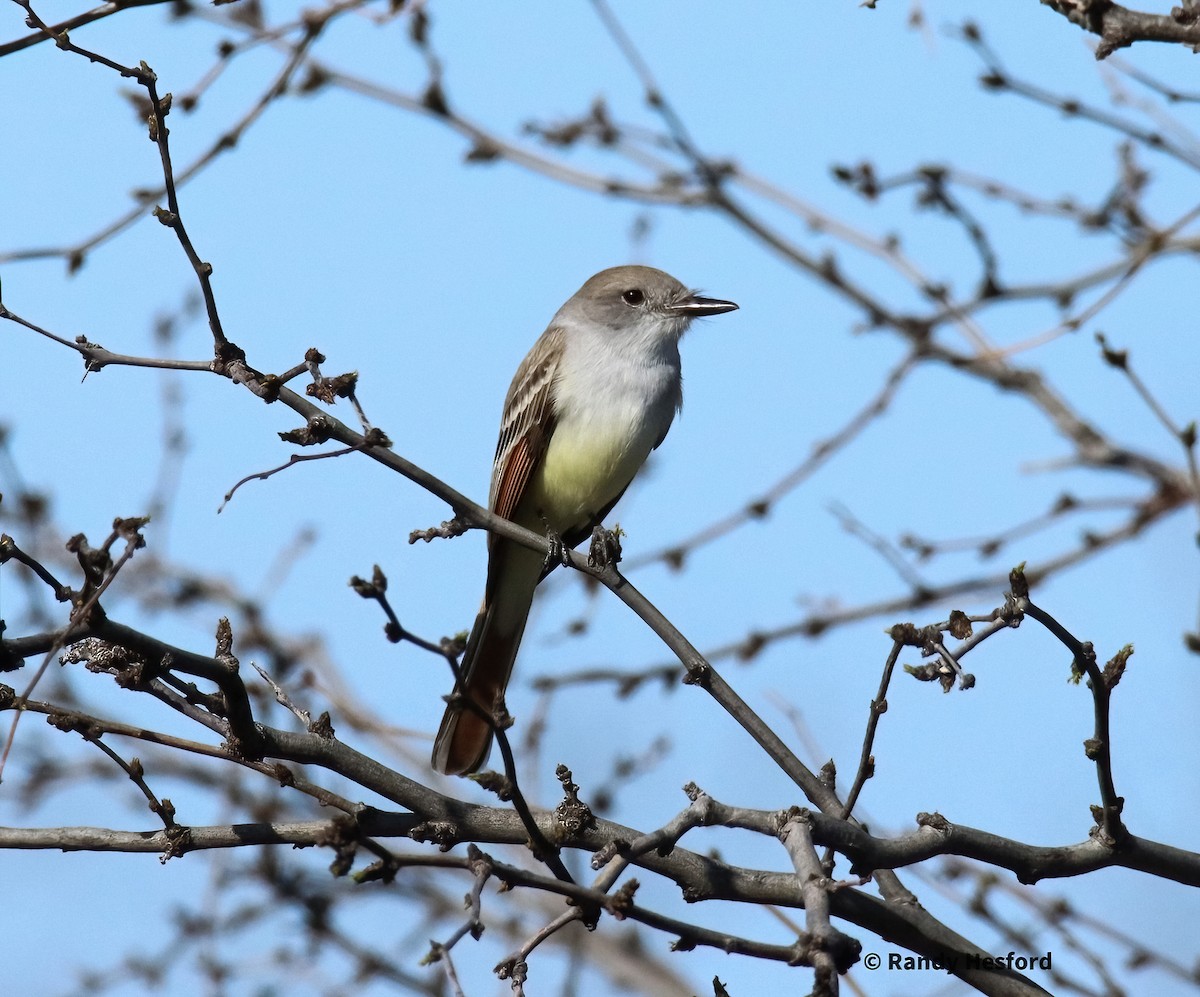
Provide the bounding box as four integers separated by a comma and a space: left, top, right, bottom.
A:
542, 528, 569, 573
588, 525, 623, 569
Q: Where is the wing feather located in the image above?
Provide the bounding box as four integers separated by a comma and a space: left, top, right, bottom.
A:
488, 326, 562, 530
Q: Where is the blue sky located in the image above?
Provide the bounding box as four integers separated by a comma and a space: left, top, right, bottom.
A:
2, 2, 1198, 995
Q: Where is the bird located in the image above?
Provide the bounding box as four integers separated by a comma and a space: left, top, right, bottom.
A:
432, 265, 738, 774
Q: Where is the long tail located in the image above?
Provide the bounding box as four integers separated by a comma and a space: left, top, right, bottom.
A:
432, 547, 538, 775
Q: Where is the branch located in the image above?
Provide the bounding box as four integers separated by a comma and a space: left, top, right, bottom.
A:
1040, 0, 1200, 59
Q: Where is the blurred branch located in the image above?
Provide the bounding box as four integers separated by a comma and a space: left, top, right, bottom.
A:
1095, 331, 1200, 528
625, 354, 918, 572
964, 21, 1200, 164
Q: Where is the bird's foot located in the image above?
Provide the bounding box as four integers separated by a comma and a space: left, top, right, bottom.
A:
588, 524, 624, 569
541, 526, 570, 574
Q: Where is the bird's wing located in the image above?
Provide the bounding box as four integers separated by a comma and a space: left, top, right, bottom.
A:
488, 325, 562, 529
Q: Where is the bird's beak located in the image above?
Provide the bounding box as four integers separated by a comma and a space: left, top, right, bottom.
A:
668, 294, 739, 318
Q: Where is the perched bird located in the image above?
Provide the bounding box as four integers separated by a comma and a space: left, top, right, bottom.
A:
432, 265, 738, 775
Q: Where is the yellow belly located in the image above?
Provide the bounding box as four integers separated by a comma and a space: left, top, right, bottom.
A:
520, 423, 649, 535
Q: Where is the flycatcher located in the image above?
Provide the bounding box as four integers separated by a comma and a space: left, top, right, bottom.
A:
432, 265, 738, 775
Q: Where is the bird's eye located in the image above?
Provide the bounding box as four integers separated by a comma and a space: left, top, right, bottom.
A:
622, 288, 646, 306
